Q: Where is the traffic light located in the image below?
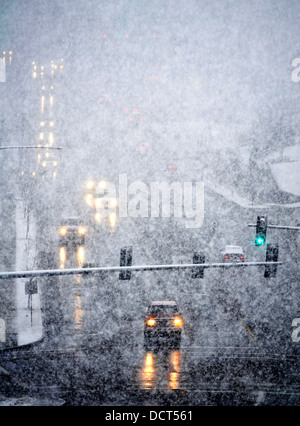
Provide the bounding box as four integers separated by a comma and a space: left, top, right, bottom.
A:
25, 278, 38, 295
119, 246, 133, 280
264, 243, 279, 278
255, 216, 267, 246
192, 252, 205, 278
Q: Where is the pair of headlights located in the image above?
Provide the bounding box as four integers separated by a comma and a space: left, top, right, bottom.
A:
146, 317, 182, 328
59, 226, 86, 236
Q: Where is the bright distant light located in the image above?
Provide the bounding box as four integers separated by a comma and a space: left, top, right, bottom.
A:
95, 212, 101, 223
98, 180, 107, 190
109, 198, 118, 208
86, 180, 95, 190
95, 198, 103, 209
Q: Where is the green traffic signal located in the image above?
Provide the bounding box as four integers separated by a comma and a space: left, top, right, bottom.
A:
255, 235, 266, 246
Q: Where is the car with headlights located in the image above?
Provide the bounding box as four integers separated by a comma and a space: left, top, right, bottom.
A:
223, 245, 244, 262
59, 217, 86, 247
144, 301, 183, 348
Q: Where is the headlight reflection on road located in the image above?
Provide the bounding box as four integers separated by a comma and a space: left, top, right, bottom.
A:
59, 246, 66, 269
95, 212, 101, 223
140, 352, 155, 389
85, 193, 94, 207
109, 212, 117, 230
139, 350, 181, 391
77, 246, 85, 268
169, 351, 181, 390
74, 291, 83, 330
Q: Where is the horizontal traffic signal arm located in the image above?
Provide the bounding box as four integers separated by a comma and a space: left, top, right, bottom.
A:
0, 146, 62, 150
248, 224, 300, 231
0, 261, 282, 280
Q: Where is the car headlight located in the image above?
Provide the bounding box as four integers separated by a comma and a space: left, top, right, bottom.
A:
109, 198, 118, 208
78, 226, 86, 236
60, 226, 67, 236
173, 317, 182, 328
147, 318, 156, 327
86, 180, 95, 190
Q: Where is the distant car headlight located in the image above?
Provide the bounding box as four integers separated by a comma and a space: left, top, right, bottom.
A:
109, 198, 118, 208
95, 198, 103, 208
78, 226, 86, 236
147, 318, 156, 327
86, 180, 95, 190
95, 213, 101, 223
173, 317, 182, 328
60, 226, 67, 236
